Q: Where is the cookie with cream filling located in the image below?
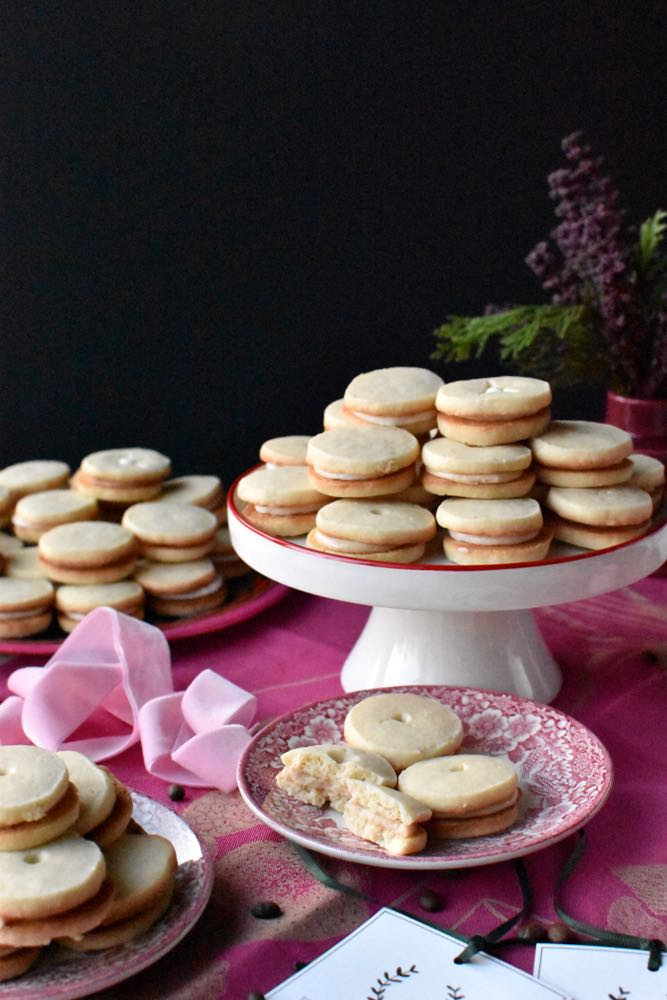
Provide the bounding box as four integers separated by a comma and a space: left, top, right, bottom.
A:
306, 426, 419, 498
237, 465, 328, 536
436, 376, 551, 445
422, 438, 534, 498
343, 366, 444, 435
307, 498, 435, 563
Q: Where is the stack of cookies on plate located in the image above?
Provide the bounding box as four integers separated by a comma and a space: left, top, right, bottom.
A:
236, 365, 665, 566
275, 691, 520, 856
0, 447, 253, 638
0, 745, 177, 982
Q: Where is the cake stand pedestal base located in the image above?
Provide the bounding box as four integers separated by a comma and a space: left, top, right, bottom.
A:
340, 606, 561, 703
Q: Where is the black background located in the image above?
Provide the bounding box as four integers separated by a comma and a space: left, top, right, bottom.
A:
2, 2, 665, 485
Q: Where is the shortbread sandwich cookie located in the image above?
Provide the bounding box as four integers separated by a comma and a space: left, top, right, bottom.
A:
307, 499, 436, 563
147, 572, 226, 618
55, 581, 145, 632
398, 754, 519, 840
122, 501, 218, 562
85, 774, 133, 848
259, 435, 311, 467
343, 366, 444, 435
306, 426, 420, 498
210, 524, 251, 577
627, 453, 665, 511
323, 399, 366, 430
38, 521, 138, 584
421, 438, 535, 498
344, 692, 463, 772
156, 474, 226, 522
343, 779, 432, 855
276, 743, 397, 811
0, 578, 55, 637
545, 485, 654, 549
0, 746, 70, 828
530, 420, 633, 472
0, 783, 80, 852
57, 752, 117, 836
436, 376, 552, 445
237, 465, 328, 536
4, 546, 49, 581
436, 497, 552, 565
73, 447, 171, 503
0, 460, 70, 504
12, 489, 98, 543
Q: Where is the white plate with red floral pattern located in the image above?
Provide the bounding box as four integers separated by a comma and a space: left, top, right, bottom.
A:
238, 686, 613, 870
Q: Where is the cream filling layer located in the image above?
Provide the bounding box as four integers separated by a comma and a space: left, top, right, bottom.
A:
314, 530, 390, 554
448, 529, 539, 546
349, 409, 434, 426
254, 503, 321, 515
0, 608, 48, 619
426, 469, 519, 484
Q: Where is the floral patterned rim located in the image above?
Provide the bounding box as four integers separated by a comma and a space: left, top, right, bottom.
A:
0, 792, 215, 999
238, 685, 613, 871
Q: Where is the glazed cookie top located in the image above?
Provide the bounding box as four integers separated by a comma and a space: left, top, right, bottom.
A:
307, 427, 420, 476
39, 521, 137, 565
0, 577, 54, 611
0, 746, 69, 826
344, 367, 444, 416
436, 376, 551, 418
436, 497, 543, 536
422, 438, 532, 475
259, 436, 311, 466
157, 475, 224, 506
545, 486, 653, 526
315, 499, 436, 544
237, 466, 326, 507
0, 833, 105, 919
398, 754, 518, 815
0, 460, 71, 494
122, 501, 217, 544
80, 448, 171, 484
530, 420, 633, 469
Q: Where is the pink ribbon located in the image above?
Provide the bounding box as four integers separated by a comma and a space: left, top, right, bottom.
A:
0, 608, 257, 791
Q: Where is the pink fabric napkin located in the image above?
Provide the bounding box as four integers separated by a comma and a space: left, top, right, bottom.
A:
0, 608, 257, 791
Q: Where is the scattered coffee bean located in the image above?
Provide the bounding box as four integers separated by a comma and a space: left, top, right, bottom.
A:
293, 960, 309, 971
546, 921, 571, 944
168, 783, 185, 802
251, 900, 283, 919
247, 992, 266, 1000
418, 889, 444, 912
517, 920, 543, 943
642, 649, 661, 666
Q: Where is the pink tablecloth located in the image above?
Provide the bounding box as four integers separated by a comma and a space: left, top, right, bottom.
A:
1, 577, 665, 998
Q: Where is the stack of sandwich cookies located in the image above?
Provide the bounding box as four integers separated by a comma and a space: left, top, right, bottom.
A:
12, 490, 99, 542
133, 558, 226, 618
306, 426, 420, 498
0, 578, 55, 637
437, 497, 553, 565
422, 439, 535, 498
72, 448, 171, 505
436, 376, 551, 445
627, 453, 665, 512
342, 367, 444, 436
343, 692, 463, 771
237, 465, 328, 536
307, 499, 436, 563
398, 754, 519, 840
343, 780, 433, 855
276, 744, 397, 812
545, 486, 654, 549
530, 420, 633, 486
38, 521, 138, 584
155, 475, 226, 523
0, 461, 71, 506
122, 501, 218, 562
58, 832, 177, 951
55, 581, 145, 632
259, 435, 311, 467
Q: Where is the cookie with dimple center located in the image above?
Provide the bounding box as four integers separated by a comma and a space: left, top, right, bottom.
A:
344, 693, 463, 772
38, 521, 137, 584
307, 427, 419, 498
398, 754, 518, 816
530, 420, 632, 470
0, 746, 69, 827
237, 466, 328, 537
259, 435, 311, 467
12, 489, 99, 543
0, 461, 71, 500
545, 486, 653, 526
307, 499, 436, 563
343, 367, 443, 433
276, 743, 397, 811
0, 578, 54, 638
436, 376, 552, 418
343, 779, 432, 855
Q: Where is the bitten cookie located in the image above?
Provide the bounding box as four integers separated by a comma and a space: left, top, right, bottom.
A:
343, 779, 432, 855
276, 743, 397, 812
307, 498, 436, 563
306, 427, 420, 498
237, 466, 328, 536
436, 376, 551, 445
421, 438, 535, 499
342, 366, 444, 435
344, 693, 463, 771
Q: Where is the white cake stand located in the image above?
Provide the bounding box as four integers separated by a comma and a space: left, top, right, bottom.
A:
228, 481, 667, 704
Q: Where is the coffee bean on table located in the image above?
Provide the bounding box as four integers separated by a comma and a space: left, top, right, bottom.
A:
293, 960, 309, 970
247, 992, 266, 1000
419, 889, 444, 912
251, 900, 283, 919
517, 920, 543, 943
168, 783, 186, 802
546, 922, 571, 943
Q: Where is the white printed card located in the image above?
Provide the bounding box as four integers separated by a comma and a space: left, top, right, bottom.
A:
534, 942, 667, 999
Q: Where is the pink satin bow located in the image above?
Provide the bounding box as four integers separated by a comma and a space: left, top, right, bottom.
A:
0, 607, 256, 792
